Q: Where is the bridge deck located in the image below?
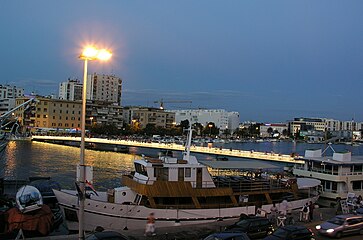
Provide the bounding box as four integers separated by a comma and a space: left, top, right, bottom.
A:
31, 136, 304, 164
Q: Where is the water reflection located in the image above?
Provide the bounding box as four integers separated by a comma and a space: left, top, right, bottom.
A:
2, 140, 363, 192
0, 141, 140, 190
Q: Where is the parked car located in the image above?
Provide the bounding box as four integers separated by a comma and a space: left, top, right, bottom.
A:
316, 214, 363, 238
86, 231, 129, 240
225, 216, 274, 239
263, 225, 314, 240
203, 232, 250, 240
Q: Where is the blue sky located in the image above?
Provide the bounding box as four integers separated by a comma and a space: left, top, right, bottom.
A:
1, 1, 363, 122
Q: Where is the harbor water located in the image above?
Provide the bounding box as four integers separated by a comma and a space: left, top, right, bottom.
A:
1, 140, 363, 191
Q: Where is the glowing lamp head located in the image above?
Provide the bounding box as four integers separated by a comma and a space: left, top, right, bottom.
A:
97, 49, 112, 61
80, 46, 112, 61
81, 46, 99, 59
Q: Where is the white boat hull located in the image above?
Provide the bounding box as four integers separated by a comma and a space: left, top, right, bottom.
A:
54, 189, 318, 232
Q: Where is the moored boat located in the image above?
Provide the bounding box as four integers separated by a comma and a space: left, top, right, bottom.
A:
54, 126, 320, 232
293, 144, 363, 207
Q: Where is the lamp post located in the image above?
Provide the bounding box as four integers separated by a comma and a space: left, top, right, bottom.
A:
208, 123, 213, 137
79, 46, 111, 239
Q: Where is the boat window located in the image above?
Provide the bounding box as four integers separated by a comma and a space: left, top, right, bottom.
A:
352, 181, 363, 190
154, 167, 168, 181
135, 163, 147, 176
185, 168, 191, 178
332, 182, 337, 191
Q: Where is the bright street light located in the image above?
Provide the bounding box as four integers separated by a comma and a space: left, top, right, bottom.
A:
78, 45, 112, 240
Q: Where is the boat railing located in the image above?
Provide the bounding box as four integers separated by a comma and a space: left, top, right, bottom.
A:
295, 166, 339, 175
212, 176, 289, 192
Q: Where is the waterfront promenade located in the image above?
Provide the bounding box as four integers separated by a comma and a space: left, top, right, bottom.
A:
31, 136, 304, 164
31, 207, 346, 240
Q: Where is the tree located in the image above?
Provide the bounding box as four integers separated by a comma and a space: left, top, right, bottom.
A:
267, 127, 273, 137
222, 128, 231, 139
143, 123, 156, 136
193, 122, 203, 136
282, 129, 288, 137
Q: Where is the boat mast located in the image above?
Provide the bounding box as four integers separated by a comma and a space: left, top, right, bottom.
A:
183, 123, 193, 161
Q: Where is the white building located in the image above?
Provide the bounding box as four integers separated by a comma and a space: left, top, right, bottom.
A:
86, 73, 122, 106
59, 78, 82, 101
260, 123, 288, 138
228, 112, 240, 133
172, 109, 239, 132
0, 85, 24, 115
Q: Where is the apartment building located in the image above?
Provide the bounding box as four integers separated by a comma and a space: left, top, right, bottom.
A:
0, 85, 24, 115
15, 97, 82, 130
86, 73, 122, 105
59, 78, 83, 101
123, 106, 175, 129
87, 100, 123, 129
172, 109, 239, 132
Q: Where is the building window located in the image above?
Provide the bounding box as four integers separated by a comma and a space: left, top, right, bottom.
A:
58, 123, 62, 127
37, 114, 40, 118
43, 115, 47, 118
53, 116, 55, 119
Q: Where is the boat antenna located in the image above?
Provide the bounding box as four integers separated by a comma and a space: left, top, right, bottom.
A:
322, 142, 335, 155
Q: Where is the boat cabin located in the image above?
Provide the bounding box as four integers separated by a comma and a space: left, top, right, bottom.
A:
294, 149, 363, 201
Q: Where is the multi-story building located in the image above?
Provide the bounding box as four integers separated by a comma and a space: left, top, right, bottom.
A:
228, 112, 240, 133
0, 85, 24, 115
59, 78, 83, 101
259, 123, 288, 138
15, 96, 82, 130
172, 109, 239, 132
87, 100, 123, 129
123, 106, 175, 129
288, 117, 326, 135
86, 73, 122, 106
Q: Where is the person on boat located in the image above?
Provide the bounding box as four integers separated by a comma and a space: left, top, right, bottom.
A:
299, 202, 310, 222
145, 212, 156, 236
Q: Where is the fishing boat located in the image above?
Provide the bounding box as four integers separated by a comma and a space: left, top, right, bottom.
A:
54, 126, 320, 232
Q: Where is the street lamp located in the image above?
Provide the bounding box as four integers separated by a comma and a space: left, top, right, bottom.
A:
208, 123, 213, 136
79, 46, 112, 239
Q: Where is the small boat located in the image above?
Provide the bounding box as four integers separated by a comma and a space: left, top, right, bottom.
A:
54, 126, 320, 232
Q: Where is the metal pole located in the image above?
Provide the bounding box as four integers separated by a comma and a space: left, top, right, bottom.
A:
79, 58, 88, 240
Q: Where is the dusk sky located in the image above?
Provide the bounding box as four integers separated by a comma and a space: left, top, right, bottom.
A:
1, 1, 363, 122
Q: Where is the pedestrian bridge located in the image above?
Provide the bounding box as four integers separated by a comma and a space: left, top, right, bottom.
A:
31, 136, 304, 164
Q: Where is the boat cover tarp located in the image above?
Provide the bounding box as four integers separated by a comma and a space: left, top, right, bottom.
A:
297, 178, 321, 189
6, 205, 54, 236
30, 180, 61, 197
199, 160, 279, 170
